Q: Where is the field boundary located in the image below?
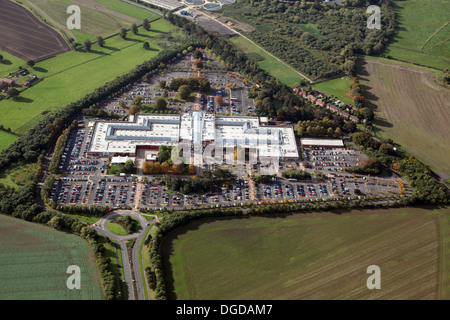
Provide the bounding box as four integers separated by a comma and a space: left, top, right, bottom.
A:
420, 21, 449, 51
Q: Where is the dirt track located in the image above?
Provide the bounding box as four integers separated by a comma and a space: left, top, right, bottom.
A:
0, 0, 71, 61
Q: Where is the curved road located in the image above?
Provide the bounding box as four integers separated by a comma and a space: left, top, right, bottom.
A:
92, 210, 155, 300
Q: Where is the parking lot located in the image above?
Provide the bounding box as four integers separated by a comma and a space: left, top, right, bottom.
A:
98, 51, 254, 117
47, 118, 402, 212
303, 146, 361, 172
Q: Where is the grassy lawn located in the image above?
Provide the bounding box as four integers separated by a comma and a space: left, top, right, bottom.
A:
0, 131, 18, 152
230, 35, 304, 87
0, 162, 40, 188
294, 23, 322, 38
383, 0, 450, 70
100, 237, 126, 299
107, 220, 128, 236
313, 77, 353, 105
0, 214, 103, 299
108, 165, 137, 175
162, 207, 448, 300
0, 50, 26, 77
0, 18, 179, 134
107, 216, 141, 235
62, 213, 101, 225
139, 225, 154, 299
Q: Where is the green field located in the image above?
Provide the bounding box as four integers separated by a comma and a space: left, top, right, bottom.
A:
0, 214, 103, 299
0, 131, 18, 152
313, 77, 353, 105
383, 0, 450, 70
162, 207, 450, 300
0, 162, 39, 188
230, 35, 305, 87
0, 18, 178, 135
0, 50, 26, 77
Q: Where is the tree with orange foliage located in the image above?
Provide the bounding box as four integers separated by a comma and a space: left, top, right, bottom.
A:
172, 163, 185, 175
214, 95, 223, 105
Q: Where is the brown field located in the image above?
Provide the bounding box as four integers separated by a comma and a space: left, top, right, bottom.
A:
163, 207, 448, 300
358, 57, 450, 179
0, 0, 71, 61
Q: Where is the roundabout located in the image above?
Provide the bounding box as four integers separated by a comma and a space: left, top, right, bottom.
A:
92, 210, 157, 300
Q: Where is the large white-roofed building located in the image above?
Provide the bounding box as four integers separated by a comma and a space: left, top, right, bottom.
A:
87, 113, 299, 161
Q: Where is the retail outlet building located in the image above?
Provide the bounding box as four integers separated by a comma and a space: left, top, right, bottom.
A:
87, 112, 299, 162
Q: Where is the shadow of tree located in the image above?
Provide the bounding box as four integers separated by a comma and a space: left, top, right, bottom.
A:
103, 46, 120, 52
33, 66, 47, 73
14, 96, 33, 103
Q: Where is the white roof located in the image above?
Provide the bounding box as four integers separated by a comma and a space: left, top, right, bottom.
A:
111, 156, 135, 164
88, 113, 299, 159
301, 138, 344, 147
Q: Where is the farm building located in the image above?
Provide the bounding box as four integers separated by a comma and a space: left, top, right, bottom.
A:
21, 74, 38, 86
87, 112, 299, 161
0, 78, 15, 90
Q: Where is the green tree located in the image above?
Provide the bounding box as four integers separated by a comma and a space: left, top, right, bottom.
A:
6, 87, 19, 100
143, 18, 150, 31
132, 96, 143, 107
128, 105, 141, 115
124, 160, 135, 173
26, 60, 35, 68
154, 97, 167, 111
157, 146, 173, 164
120, 28, 127, 39
193, 50, 203, 60
131, 23, 138, 35
143, 41, 150, 50
178, 84, 191, 100
97, 36, 105, 47
84, 39, 92, 52
359, 107, 374, 122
